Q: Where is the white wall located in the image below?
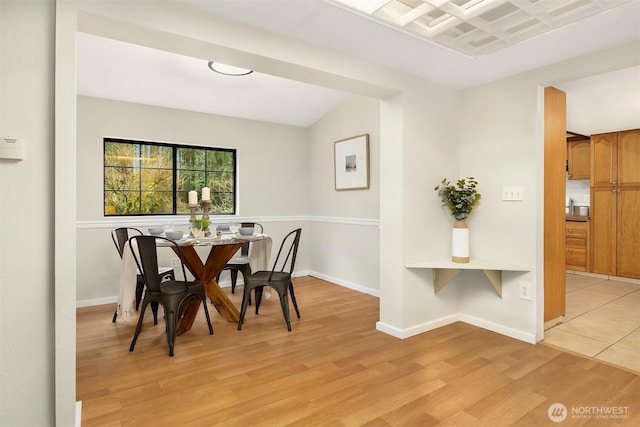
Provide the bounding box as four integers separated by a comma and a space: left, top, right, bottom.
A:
456, 74, 540, 341
0, 1, 57, 425
308, 96, 380, 294
378, 82, 463, 334
76, 96, 311, 305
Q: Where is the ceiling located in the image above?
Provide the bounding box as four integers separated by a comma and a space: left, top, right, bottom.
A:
76, 0, 640, 128
555, 66, 640, 136
76, 32, 351, 128
327, 0, 633, 57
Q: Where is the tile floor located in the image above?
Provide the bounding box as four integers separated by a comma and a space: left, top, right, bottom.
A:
543, 272, 640, 373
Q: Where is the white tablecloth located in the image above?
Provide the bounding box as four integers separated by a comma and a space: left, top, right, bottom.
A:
247, 235, 273, 298
117, 241, 139, 322
247, 235, 272, 271
116, 234, 272, 322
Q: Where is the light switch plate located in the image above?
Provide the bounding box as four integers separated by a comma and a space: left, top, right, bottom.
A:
502, 186, 524, 201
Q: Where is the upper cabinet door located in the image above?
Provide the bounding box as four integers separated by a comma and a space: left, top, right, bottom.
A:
617, 129, 640, 186
591, 132, 617, 187
567, 138, 590, 180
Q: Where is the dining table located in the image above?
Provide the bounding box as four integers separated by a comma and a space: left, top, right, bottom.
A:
117, 232, 272, 335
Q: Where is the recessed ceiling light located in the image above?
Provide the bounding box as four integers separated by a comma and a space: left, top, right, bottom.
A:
207, 61, 253, 76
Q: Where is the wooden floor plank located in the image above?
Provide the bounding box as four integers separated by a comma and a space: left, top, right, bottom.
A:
77, 276, 639, 426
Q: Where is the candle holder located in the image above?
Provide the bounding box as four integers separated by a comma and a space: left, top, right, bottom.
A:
188, 204, 199, 237
188, 204, 199, 222
200, 200, 212, 237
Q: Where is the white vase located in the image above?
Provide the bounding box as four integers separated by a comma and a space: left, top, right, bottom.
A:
452, 219, 469, 263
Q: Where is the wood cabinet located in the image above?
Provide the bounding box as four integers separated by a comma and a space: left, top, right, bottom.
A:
591, 131, 640, 187
567, 137, 590, 179
565, 220, 589, 271
590, 129, 640, 279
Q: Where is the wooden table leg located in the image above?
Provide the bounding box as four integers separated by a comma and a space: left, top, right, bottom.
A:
174, 243, 243, 334
176, 295, 202, 336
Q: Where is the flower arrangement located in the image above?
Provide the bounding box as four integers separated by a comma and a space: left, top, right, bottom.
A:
434, 177, 481, 220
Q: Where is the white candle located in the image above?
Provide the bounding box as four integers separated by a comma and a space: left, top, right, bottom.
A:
188, 190, 197, 205
201, 187, 210, 201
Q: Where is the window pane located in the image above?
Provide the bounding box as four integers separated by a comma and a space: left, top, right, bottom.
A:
141, 191, 173, 214
177, 147, 206, 170
207, 150, 234, 172
141, 168, 173, 191
176, 191, 192, 214
105, 190, 140, 215
105, 166, 140, 191
207, 171, 234, 192
105, 142, 138, 167
176, 170, 205, 192
213, 192, 234, 214
140, 144, 173, 168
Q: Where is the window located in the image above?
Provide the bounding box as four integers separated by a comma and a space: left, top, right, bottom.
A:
104, 138, 236, 216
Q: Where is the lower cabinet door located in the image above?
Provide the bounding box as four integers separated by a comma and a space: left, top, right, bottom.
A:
566, 247, 587, 271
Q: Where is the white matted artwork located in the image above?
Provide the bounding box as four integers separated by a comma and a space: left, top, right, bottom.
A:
334, 134, 370, 191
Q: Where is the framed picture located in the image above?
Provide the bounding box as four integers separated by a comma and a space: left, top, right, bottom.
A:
334, 134, 369, 191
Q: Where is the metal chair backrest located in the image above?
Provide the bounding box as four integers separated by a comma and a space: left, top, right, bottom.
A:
111, 227, 142, 258
128, 236, 187, 294
268, 228, 302, 280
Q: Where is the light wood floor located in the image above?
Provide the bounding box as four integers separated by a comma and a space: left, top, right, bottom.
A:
544, 273, 640, 373
77, 276, 639, 426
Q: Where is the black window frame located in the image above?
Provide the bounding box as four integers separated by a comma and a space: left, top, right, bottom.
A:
103, 137, 237, 216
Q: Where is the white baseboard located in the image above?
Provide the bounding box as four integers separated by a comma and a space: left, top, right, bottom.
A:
459, 314, 536, 344
308, 271, 380, 297
376, 313, 536, 344
376, 314, 459, 339
76, 401, 82, 427
77, 296, 117, 308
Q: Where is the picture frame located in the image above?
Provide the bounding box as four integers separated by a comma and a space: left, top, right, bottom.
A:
334, 134, 370, 191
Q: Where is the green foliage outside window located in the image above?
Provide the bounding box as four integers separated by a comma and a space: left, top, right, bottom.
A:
104, 139, 236, 216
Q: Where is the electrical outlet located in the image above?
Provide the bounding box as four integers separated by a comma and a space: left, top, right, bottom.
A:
518, 281, 532, 301
170, 258, 181, 267
502, 186, 524, 201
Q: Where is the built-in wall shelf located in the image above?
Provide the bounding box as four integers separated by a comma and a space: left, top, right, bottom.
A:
406, 258, 530, 297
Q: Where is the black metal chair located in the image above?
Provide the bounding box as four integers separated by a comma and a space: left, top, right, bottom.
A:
238, 228, 302, 331
110, 227, 174, 322
216, 222, 264, 295
128, 235, 214, 357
